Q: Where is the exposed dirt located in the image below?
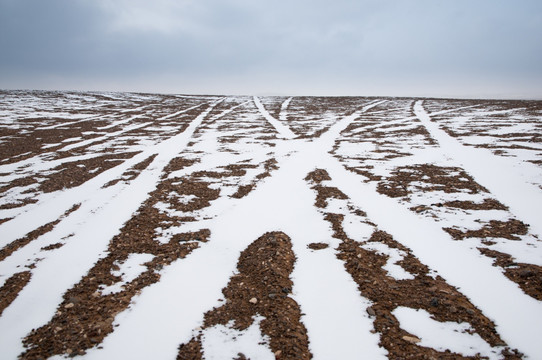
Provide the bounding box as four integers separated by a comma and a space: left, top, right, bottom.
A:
0, 175, 38, 196
39, 152, 139, 193
377, 164, 488, 198
478, 248, 542, 301
255, 158, 279, 180
0, 204, 80, 262
20, 171, 219, 359
231, 184, 254, 199
102, 154, 157, 188
307, 242, 329, 250
304, 169, 331, 184
0, 271, 32, 316
331, 221, 520, 359
178, 232, 312, 360
308, 171, 521, 359
435, 199, 508, 211
305, 169, 348, 208
444, 219, 529, 241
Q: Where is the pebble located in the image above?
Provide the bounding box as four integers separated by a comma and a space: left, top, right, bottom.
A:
366, 307, 376, 317
249, 297, 258, 304
402, 335, 421, 344
64, 303, 75, 309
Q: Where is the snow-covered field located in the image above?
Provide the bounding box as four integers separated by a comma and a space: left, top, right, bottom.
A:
0, 90, 541, 359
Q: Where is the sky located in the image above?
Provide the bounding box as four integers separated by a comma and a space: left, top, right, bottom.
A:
0, 0, 541, 99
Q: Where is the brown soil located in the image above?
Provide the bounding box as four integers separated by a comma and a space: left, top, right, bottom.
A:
255, 158, 279, 180
0, 175, 38, 196
0, 271, 32, 316
344, 166, 383, 182
0, 217, 13, 225
435, 199, 508, 211
308, 171, 521, 359
305, 169, 348, 208
103, 154, 157, 188
307, 242, 329, 250
444, 219, 529, 241
377, 164, 488, 198
478, 248, 542, 301
39, 152, 139, 193
20, 171, 219, 359
178, 232, 312, 360
304, 169, 331, 183
231, 184, 254, 199
0, 204, 80, 262
331, 222, 520, 359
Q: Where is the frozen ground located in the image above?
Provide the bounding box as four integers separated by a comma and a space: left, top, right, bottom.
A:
0, 90, 541, 359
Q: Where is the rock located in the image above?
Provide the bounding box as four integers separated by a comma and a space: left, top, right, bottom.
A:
366, 307, 376, 317
64, 303, 75, 309
520, 269, 534, 278
413, 205, 429, 213
274, 350, 282, 356
249, 297, 258, 304
402, 335, 421, 344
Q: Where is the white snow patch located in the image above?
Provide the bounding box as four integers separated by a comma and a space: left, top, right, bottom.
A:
362, 243, 414, 280
201, 316, 274, 360
393, 307, 502, 359
100, 253, 155, 295
342, 214, 374, 243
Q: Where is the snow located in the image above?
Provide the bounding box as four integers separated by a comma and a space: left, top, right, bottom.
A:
414, 100, 542, 238
253, 96, 296, 139
0, 92, 541, 360
100, 253, 155, 295
393, 307, 502, 359
361, 242, 414, 280
201, 317, 275, 360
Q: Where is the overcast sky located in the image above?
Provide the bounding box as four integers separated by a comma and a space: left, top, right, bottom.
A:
1, 0, 541, 98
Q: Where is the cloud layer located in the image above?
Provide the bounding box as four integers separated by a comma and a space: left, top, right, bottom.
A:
1, 0, 541, 98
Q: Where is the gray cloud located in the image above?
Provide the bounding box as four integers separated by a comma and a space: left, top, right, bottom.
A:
1, 0, 541, 98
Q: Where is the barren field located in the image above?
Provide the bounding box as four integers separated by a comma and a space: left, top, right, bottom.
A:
0, 90, 541, 359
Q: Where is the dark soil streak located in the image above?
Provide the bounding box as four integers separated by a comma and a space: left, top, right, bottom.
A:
20, 170, 219, 359
444, 219, 529, 241
103, 154, 158, 188
307, 170, 520, 359
39, 152, 139, 193
0, 204, 80, 261
377, 164, 488, 198
0, 271, 32, 316
479, 248, 542, 301
178, 232, 312, 360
